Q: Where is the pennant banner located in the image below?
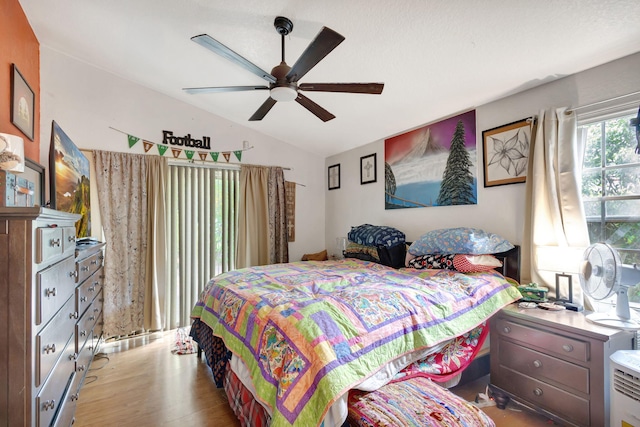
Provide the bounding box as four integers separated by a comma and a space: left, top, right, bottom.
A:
198, 151, 208, 161
223, 152, 231, 162
171, 148, 182, 158
143, 140, 153, 152
157, 145, 168, 156
210, 152, 219, 162
234, 150, 242, 162
128, 135, 140, 148
185, 150, 195, 160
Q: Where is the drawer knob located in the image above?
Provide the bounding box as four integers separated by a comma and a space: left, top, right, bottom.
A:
89, 316, 96, 321
91, 260, 98, 265
502, 326, 511, 334
81, 266, 89, 272
533, 360, 543, 368
50, 238, 61, 247
78, 364, 86, 372
69, 352, 79, 361
533, 388, 543, 397
562, 344, 574, 352
69, 311, 79, 319
80, 330, 87, 337
88, 286, 95, 292
43, 399, 56, 411
80, 296, 87, 303
43, 344, 56, 354
70, 393, 79, 401
70, 270, 78, 278
68, 235, 75, 242
45, 287, 56, 297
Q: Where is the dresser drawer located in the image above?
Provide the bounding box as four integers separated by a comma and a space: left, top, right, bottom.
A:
36, 226, 76, 265
36, 256, 77, 326
35, 296, 77, 387
76, 251, 103, 284
76, 301, 99, 352
495, 317, 589, 363
36, 340, 76, 427
494, 366, 590, 426
499, 339, 589, 394
71, 338, 94, 396
76, 268, 102, 316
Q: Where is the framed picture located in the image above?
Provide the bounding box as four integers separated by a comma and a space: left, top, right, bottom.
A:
360, 153, 377, 185
328, 163, 340, 190
23, 158, 45, 206
482, 117, 533, 187
10, 64, 35, 141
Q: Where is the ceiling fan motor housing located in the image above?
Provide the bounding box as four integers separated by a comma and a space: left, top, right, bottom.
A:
274, 16, 293, 35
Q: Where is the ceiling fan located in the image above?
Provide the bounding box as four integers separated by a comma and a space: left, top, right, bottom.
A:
183, 16, 384, 122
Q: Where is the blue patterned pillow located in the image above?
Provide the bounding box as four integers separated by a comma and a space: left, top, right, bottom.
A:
347, 224, 405, 248
408, 227, 513, 256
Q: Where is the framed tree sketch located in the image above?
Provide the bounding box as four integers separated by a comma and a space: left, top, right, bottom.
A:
328, 163, 340, 190
360, 153, 377, 185
482, 117, 532, 187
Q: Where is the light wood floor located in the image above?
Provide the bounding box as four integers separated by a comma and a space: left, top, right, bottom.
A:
74, 331, 555, 426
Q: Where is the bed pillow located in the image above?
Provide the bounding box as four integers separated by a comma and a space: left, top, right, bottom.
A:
408, 227, 513, 256
453, 254, 502, 273
407, 253, 502, 273
408, 254, 457, 270
347, 224, 405, 249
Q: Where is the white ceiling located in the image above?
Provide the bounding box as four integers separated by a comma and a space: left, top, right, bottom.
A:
18, 0, 640, 158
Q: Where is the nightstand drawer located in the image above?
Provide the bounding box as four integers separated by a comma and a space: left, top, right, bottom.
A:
496, 317, 589, 363
495, 366, 589, 426
499, 339, 589, 394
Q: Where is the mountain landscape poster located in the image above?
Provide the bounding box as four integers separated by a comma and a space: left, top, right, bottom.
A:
384, 110, 477, 209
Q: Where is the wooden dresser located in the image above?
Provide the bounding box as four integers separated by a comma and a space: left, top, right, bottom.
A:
0, 207, 105, 427
490, 304, 635, 427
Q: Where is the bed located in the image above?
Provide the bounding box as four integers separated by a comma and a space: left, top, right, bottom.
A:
190, 238, 522, 427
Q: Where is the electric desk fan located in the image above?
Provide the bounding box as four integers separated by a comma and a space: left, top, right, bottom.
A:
579, 243, 640, 330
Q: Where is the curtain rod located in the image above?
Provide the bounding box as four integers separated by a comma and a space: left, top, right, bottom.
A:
569, 90, 640, 113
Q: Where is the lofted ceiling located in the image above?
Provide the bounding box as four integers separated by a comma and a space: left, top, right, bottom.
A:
18, 0, 640, 158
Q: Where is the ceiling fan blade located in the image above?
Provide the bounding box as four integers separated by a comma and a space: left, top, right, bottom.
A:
183, 85, 269, 94
286, 27, 345, 83
191, 34, 276, 84
249, 97, 278, 121
299, 83, 384, 94
295, 93, 335, 122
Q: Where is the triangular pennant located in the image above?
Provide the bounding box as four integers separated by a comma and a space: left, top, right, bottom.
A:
198, 151, 208, 161
143, 140, 154, 152
171, 148, 182, 158
210, 152, 219, 162
127, 135, 140, 148
223, 152, 231, 162
234, 150, 242, 162
185, 150, 195, 160
157, 145, 169, 156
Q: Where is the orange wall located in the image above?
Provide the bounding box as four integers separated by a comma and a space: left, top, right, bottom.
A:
0, 0, 40, 161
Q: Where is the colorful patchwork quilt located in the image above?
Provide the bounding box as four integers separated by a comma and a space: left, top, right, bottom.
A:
191, 259, 520, 427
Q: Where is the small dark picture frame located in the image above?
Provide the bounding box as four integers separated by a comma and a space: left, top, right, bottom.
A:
328, 163, 340, 190
10, 64, 35, 141
23, 158, 45, 206
360, 153, 377, 185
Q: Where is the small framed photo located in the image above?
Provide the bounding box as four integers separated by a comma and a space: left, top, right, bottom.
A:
328, 163, 340, 190
23, 158, 45, 206
360, 153, 377, 185
482, 117, 532, 187
10, 64, 35, 141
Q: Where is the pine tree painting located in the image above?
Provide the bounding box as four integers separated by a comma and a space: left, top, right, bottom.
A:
384, 110, 477, 209
437, 120, 476, 205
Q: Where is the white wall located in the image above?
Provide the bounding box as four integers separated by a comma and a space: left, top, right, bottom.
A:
325, 52, 640, 256
39, 47, 326, 261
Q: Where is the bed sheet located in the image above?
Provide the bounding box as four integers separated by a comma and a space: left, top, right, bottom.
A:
191, 259, 519, 426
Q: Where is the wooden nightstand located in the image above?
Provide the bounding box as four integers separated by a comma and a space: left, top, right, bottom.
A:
489, 304, 636, 427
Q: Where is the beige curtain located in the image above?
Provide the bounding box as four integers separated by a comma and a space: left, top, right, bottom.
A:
94, 151, 148, 337
144, 156, 168, 331
237, 165, 288, 268
522, 108, 590, 304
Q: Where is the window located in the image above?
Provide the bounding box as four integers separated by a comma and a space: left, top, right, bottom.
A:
165, 164, 239, 328
580, 110, 640, 302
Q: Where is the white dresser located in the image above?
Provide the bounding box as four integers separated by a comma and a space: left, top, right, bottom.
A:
0, 207, 105, 427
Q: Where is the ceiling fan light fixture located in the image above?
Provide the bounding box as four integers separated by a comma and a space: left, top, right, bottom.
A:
270, 86, 297, 102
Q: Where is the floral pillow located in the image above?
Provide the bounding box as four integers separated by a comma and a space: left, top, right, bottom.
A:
408, 227, 513, 256
407, 253, 502, 273
407, 254, 456, 270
